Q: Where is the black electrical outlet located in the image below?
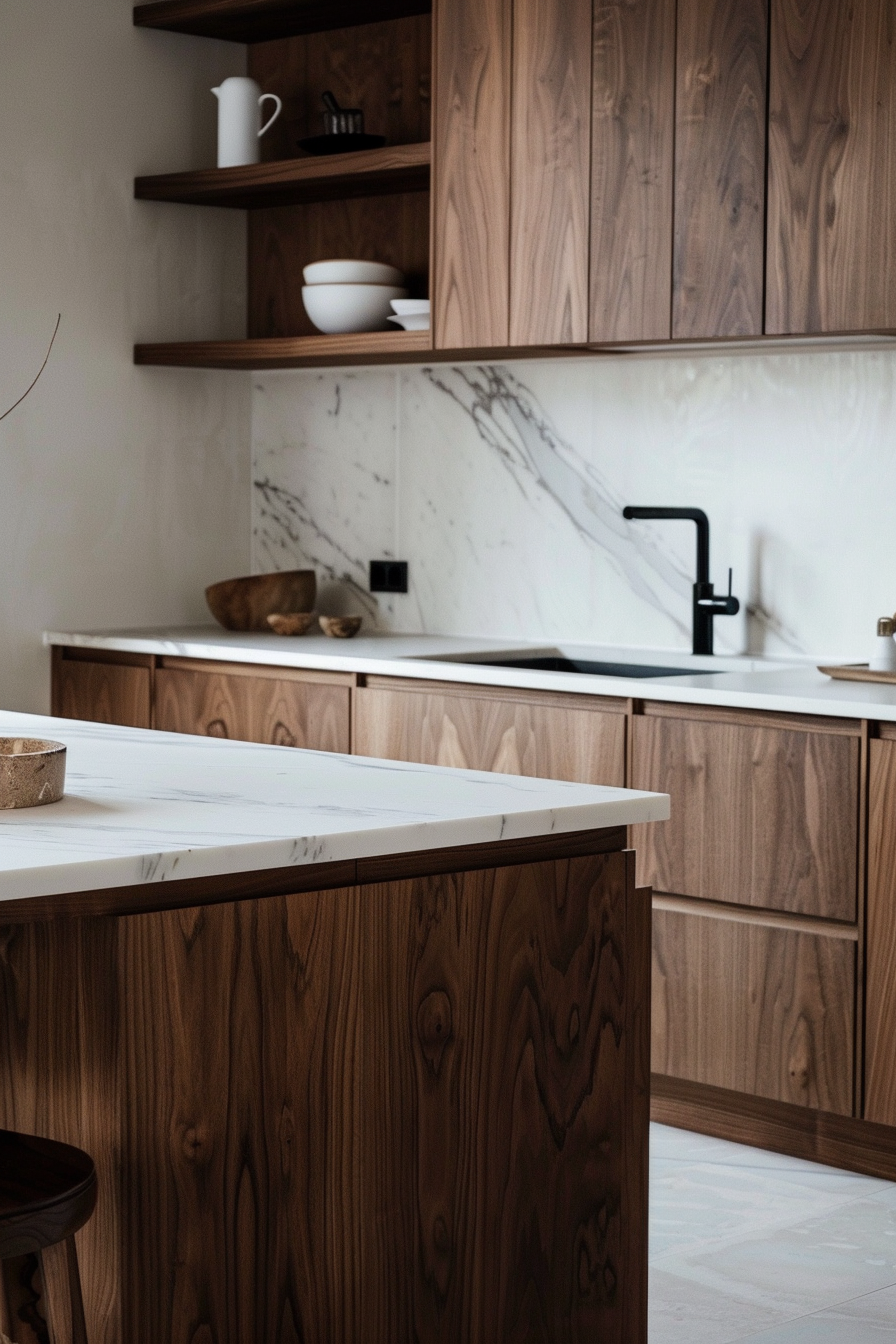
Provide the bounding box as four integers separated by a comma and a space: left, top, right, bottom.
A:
369, 560, 408, 594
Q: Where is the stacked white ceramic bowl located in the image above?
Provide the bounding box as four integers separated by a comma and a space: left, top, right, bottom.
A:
302, 260, 408, 334
388, 298, 430, 331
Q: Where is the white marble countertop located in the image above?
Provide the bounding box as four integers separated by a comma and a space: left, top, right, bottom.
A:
45, 626, 896, 723
0, 711, 668, 905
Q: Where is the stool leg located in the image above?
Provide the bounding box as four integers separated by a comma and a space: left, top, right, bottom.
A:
37, 1241, 87, 1344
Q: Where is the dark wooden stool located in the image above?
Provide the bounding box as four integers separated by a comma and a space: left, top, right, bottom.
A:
0, 1130, 97, 1344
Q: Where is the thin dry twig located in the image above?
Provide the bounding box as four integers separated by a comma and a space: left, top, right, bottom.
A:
0, 313, 62, 424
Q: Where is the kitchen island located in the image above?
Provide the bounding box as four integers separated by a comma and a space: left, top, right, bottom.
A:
0, 711, 667, 1344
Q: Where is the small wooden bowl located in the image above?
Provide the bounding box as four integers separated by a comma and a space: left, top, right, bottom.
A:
267, 612, 317, 637
0, 738, 66, 810
206, 571, 317, 632
319, 615, 362, 639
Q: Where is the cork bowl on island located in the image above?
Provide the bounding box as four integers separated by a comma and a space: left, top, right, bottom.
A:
206, 571, 316, 632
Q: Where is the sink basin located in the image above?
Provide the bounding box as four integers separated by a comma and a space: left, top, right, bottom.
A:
455, 655, 712, 679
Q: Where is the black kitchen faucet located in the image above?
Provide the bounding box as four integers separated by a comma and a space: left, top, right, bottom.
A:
622, 506, 740, 655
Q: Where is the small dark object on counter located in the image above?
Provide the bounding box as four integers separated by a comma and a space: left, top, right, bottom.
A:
299, 91, 385, 155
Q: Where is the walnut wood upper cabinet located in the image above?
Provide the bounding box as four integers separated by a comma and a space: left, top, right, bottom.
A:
591, 0, 676, 343
51, 648, 152, 730
354, 677, 627, 785
154, 660, 351, 754
433, 0, 512, 348
433, 0, 593, 350
673, 0, 769, 339
767, 0, 896, 334
865, 730, 896, 1125
630, 704, 861, 921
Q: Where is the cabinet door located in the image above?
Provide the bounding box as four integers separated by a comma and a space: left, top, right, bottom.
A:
52, 654, 151, 729
653, 905, 855, 1114
630, 708, 860, 920
154, 667, 350, 753
673, 0, 768, 339
433, 0, 511, 348
591, 0, 675, 343
767, 0, 896, 334
510, 0, 593, 346
865, 736, 896, 1124
354, 682, 626, 785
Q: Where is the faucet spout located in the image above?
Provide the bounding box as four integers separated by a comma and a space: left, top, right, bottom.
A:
622, 505, 739, 656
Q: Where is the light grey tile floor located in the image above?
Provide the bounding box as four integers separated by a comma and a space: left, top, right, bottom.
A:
650, 1124, 896, 1342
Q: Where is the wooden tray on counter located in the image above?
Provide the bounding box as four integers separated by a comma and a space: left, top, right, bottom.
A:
819, 664, 896, 685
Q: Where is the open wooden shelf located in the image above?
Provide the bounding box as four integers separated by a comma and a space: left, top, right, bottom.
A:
134, 329, 433, 369
135, 142, 430, 209
133, 0, 431, 43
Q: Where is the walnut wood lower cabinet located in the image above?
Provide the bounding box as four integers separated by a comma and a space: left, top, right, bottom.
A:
0, 834, 649, 1344
154, 660, 351, 753
865, 729, 896, 1125
51, 648, 152, 729
652, 901, 855, 1114
354, 677, 627, 784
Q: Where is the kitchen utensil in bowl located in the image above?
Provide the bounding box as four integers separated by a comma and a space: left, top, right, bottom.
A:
297, 92, 386, 154
206, 571, 316, 632
0, 738, 66, 810
302, 284, 407, 334
304, 260, 404, 286
322, 90, 363, 136
319, 615, 362, 638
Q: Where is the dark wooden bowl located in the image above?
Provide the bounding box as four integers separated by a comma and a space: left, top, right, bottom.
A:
205, 571, 316, 632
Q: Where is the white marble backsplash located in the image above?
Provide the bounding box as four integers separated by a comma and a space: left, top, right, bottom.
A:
252, 350, 896, 661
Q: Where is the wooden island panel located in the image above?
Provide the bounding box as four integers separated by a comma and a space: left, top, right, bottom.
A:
630, 706, 860, 920
652, 904, 855, 1114
0, 843, 649, 1344
154, 662, 350, 753
354, 679, 627, 784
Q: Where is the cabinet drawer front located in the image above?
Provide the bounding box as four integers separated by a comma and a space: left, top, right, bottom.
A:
154, 668, 350, 753
53, 659, 151, 730
631, 714, 859, 920
354, 687, 626, 785
653, 907, 855, 1115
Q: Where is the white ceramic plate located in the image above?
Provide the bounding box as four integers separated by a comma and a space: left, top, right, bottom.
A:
303, 259, 405, 286
390, 298, 431, 316
302, 283, 408, 334
387, 313, 431, 331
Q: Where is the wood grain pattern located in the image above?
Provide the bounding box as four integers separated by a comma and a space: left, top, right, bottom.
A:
673, 0, 768, 338
767, 0, 896, 334
154, 665, 350, 752
652, 1074, 896, 1183
510, 0, 592, 346
353, 683, 627, 784
0, 919, 121, 1344
248, 190, 430, 338
51, 656, 151, 730
133, 0, 432, 44
0, 842, 647, 1342
652, 904, 855, 1113
630, 711, 860, 920
591, 0, 675, 342
135, 143, 431, 210
864, 738, 896, 1124
432, 0, 511, 348
135, 329, 432, 368
249, 16, 431, 159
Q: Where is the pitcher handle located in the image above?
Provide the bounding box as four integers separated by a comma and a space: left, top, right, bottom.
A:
258, 93, 283, 139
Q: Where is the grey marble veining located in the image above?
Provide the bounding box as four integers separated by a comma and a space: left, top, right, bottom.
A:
251, 351, 896, 663
0, 710, 668, 904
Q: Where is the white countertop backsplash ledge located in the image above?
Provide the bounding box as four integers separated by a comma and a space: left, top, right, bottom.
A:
45, 626, 896, 723
0, 711, 669, 905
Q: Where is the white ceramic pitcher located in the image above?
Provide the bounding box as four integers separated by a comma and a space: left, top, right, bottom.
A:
212, 77, 282, 168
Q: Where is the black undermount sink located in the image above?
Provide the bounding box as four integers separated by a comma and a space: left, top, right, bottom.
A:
470, 656, 709, 679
